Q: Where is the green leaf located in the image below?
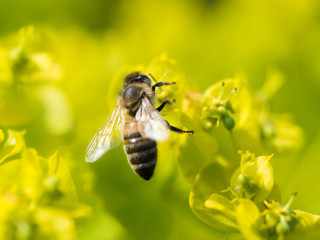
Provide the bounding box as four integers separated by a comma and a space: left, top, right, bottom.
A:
0, 132, 16, 163
0, 157, 21, 191
177, 110, 218, 183
177, 133, 218, 184
45, 153, 78, 207
287, 210, 320, 240
190, 162, 238, 232
204, 193, 238, 229
0, 129, 26, 163
235, 199, 264, 240
19, 148, 45, 202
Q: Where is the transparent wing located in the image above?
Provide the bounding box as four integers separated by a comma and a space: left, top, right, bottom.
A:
136, 97, 169, 141
85, 105, 124, 163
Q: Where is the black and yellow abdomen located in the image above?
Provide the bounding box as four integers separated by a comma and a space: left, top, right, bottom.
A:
123, 121, 157, 180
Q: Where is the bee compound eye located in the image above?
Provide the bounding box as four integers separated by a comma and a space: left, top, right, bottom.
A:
123, 86, 140, 100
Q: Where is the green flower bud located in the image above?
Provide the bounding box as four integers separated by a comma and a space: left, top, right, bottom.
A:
223, 114, 235, 130
276, 217, 290, 236
237, 174, 250, 187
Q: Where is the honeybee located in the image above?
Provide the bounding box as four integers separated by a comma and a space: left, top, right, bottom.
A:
85, 72, 193, 180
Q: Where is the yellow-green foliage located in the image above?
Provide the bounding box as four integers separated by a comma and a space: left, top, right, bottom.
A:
1, 1, 320, 238
0, 129, 90, 239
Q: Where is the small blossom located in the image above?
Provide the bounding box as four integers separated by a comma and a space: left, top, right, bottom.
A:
230, 151, 274, 202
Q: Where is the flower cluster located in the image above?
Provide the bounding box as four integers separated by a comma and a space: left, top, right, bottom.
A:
0, 27, 128, 240
0, 129, 90, 240
188, 150, 320, 239
0, 26, 72, 135
168, 69, 319, 239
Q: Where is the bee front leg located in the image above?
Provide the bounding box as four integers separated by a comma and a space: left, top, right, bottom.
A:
166, 122, 194, 134
156, 100, 173, 112
152, 82, 176, 91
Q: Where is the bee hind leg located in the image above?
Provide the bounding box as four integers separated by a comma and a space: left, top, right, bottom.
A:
167, 123, 194, 134
156, 100, 173, 112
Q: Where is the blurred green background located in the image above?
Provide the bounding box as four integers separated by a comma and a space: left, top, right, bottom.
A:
1, 0, 320, 239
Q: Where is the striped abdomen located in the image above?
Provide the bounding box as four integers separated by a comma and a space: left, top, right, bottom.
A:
123, 120, 157, 180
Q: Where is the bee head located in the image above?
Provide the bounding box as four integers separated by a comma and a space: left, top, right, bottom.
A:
122, 85, 146, 116
121, 72, 153, 116
124, 72, 151, 87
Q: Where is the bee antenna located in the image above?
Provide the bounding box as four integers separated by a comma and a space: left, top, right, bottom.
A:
148, 73, 157, 83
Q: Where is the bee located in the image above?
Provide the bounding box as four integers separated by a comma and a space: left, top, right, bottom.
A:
85, 72, 194, 180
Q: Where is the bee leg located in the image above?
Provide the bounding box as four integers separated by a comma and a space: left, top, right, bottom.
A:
152, 82, 176, 91
167, 123, 194, 134
156, 100, 173, 112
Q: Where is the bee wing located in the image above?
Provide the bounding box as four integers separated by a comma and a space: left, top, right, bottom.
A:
85, 105, 124, 163
135, 97, 169, 142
